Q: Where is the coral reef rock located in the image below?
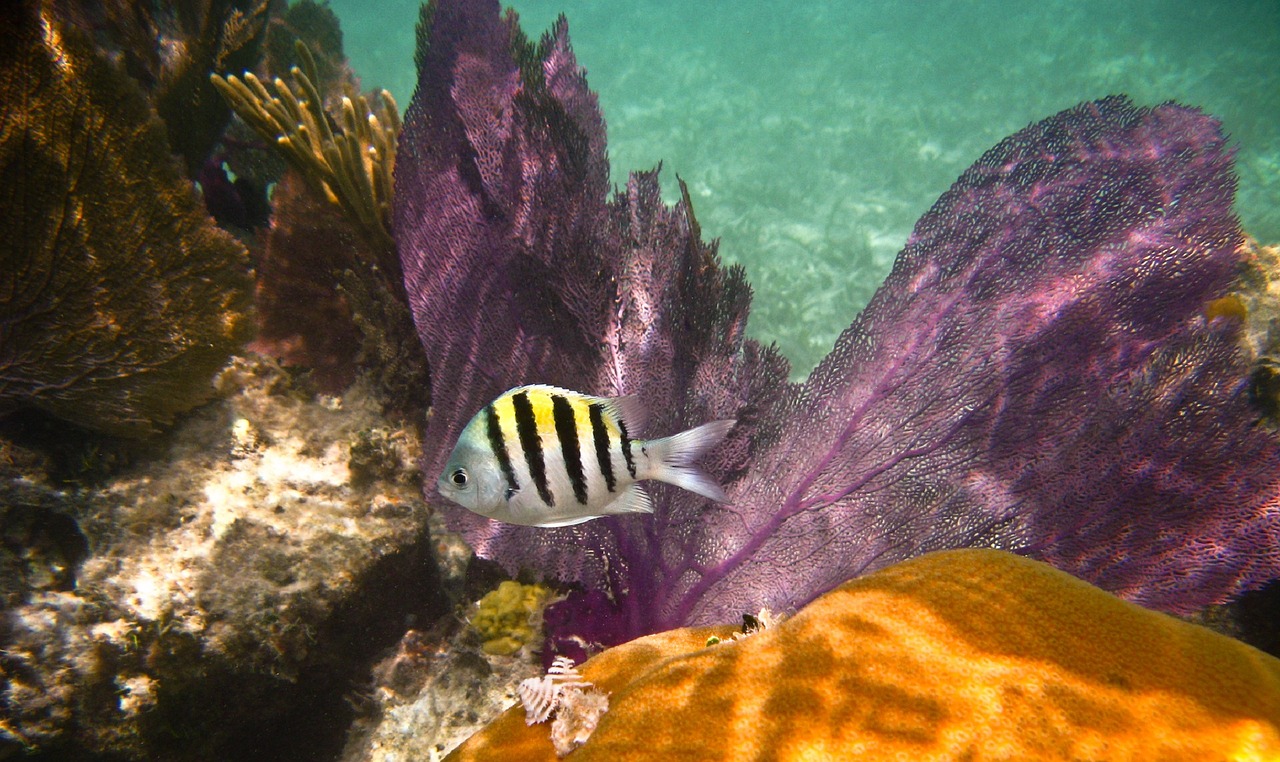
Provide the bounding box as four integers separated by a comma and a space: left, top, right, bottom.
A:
340, 576, 564, 761
0, 356, 454, 760
449, 549, 1280, 761
339, 619, 546, 762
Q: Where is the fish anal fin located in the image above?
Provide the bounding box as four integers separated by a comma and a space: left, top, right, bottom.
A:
531, 486, 653, 527
535, 514, 602, 528
599, 483, 653, 517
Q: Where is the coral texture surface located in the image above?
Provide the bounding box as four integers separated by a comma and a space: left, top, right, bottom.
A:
448, 549, 1280, 761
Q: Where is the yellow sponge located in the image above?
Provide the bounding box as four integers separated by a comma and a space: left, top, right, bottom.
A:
470, 580, 552, 656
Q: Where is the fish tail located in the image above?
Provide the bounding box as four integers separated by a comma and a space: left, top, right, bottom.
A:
644, 419, 735, 502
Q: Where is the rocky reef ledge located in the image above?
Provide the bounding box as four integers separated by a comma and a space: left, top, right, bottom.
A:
1, 356, 464, 760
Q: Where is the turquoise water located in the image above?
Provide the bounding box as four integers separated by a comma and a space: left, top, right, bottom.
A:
331, 0, 1280, 377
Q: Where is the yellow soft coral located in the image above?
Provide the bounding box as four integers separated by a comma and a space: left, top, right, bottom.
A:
449, 549, 1280, 761
471, 581, 553, 656
210, 41, 399, 249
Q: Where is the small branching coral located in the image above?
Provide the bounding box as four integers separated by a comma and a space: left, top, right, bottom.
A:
211, 40, 399, 249
518, 656, 609, 757
214, 31, 429, 410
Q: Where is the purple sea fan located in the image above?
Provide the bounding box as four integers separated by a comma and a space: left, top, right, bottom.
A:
395, 0, 788, 590
688, 96, 1280, 624
397, 0, 1280, 653
395, 0, 612, 433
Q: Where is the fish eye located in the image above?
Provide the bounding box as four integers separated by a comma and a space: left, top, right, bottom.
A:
448, 468, 469, 488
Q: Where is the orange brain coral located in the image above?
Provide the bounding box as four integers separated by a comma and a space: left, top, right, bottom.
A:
449, 548, 1280, 761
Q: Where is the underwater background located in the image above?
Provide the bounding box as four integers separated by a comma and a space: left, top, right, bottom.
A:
5, 0, 1280, 758
331, 0, 1280, 376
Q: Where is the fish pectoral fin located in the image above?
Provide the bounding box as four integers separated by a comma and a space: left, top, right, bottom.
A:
598, 483, 654, 516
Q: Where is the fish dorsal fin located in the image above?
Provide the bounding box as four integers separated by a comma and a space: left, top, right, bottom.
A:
508, 383, 580, 399
505, 384, 649, 435
601, 394, 648, 437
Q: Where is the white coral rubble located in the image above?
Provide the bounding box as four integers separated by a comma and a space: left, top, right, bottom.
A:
516, 656, 609, 757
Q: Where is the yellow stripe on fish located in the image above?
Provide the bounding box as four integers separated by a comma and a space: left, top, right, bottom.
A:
438, 384, 734, 527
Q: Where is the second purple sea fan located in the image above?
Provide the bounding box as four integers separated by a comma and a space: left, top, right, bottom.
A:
693, 98, 1277, 624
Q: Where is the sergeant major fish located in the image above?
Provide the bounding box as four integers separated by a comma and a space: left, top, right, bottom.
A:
437, 384, 735, 527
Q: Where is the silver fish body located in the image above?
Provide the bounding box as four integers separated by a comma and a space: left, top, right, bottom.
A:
437, 384, 734, 527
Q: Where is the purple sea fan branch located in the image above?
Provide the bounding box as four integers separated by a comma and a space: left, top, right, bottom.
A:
396, 0, 789, 606
397, 0, 612, 428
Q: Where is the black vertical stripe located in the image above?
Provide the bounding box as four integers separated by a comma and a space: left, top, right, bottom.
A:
485, 404, 518, 497
588, 403, 616, 493
619, 418, 637, 479
512, 391, 553, 506
552, 395, 588, 504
